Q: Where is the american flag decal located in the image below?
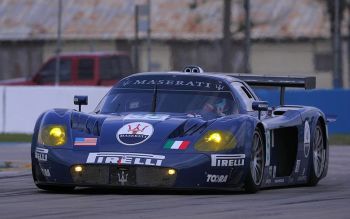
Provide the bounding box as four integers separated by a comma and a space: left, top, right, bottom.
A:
74, 138, 97, 146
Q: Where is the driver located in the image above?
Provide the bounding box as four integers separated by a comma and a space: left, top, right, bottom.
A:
201, 98, 228, 118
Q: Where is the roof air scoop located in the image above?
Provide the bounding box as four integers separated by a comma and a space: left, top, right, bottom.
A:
183, 66, 204, 73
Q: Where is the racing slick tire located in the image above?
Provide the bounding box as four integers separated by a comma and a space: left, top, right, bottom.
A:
307, 120, 326, 186
244, 128, 265, 193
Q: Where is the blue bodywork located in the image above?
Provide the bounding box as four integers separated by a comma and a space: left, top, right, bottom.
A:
31, 72, 329, 190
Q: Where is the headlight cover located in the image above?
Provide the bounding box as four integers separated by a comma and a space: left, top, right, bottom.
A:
38, 125, 67, 146
195, 130, 236, 152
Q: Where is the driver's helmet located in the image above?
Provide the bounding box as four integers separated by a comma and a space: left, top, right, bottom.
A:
202, 97, 229, 116
215, 99, 227, 113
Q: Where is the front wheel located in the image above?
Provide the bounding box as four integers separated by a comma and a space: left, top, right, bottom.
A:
244, 129, 265, 193
307, 121, 326, 186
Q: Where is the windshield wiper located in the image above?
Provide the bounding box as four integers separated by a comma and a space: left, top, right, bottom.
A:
151, 84, 158, 112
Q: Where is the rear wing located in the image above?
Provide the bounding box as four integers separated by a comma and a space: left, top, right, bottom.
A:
226, 74, 316, 105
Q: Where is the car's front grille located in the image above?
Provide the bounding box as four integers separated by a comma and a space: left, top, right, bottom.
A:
70, 165, 177, 187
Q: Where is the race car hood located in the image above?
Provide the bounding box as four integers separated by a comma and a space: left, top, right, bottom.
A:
98, 113, 210, 150
66, 110, 250, 154
71, 112, 213, 152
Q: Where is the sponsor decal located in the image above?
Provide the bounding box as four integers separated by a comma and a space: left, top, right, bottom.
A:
86, 152, 165, 166
304, 121, 311, 158
295, 160, 301, 173
124, 114, 169, 121
211, 154, 245, 167
74, 138, 97, 146
206, 174, 228, 183
41, 168, 51, 177
119, 77, 228, 91
117, 170, 128, 186
164, 140, 190, 150
116, 122, 154, 145
265, 130, 271, 166
35, 148, 48, 161
274, 178, 285, 183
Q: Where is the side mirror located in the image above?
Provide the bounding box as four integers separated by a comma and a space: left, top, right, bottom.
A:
74, 95, 88, 112
252, 101, 268, 120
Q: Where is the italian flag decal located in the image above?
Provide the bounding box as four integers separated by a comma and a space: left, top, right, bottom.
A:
164, 140, 190, 150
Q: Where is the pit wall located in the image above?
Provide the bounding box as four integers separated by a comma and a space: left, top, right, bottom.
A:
0, 86, 109, 134
255, 89, 350, 134
0, 86, 348, 134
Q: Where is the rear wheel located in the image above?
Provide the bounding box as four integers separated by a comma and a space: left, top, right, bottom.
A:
307, 121, 326, 186
244, 129, 265, 193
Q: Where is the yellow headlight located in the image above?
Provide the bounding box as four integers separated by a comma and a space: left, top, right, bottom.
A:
205, 132, 222, 143
195, 130, 236, 152
39, 125, 66, 146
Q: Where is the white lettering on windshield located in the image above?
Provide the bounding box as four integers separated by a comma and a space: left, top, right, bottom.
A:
124, 79, 227, 91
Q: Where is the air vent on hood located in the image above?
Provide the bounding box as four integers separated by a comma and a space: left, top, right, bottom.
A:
71, 112, 106, 136
168, 118, 209, 138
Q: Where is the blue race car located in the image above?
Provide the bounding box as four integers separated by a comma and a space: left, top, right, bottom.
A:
31, 66, 329, 193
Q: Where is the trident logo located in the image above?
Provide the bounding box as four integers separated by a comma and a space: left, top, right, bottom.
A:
128, 124, 148, 134
117, 171, 128, 185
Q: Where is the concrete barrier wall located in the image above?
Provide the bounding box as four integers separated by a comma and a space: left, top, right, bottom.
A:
0, 87, 4, 133
1, 86, 109, 133
0, 86, 349, 134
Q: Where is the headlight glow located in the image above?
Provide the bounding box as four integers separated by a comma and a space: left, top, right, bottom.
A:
205, 132, 222, 143
74, 165, 83, 172
38, 125, 67, 146
195, 130, 236, 152
167, 169, 176, 175
50, 127, 64, 138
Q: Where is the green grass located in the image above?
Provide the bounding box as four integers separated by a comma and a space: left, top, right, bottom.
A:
329, 134, 350, 145
0, 133, 32, 142
0, 133, 350, 145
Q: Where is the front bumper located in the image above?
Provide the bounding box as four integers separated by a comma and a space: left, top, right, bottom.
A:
33, 147, 247, 189
71, 165, 177, 187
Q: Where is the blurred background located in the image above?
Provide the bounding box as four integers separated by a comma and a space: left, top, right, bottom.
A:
0, 0, 349, 140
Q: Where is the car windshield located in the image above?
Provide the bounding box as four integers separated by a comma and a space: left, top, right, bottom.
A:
97, 88, 236, 120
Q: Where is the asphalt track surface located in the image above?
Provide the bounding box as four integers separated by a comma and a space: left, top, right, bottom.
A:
0, 144, 349, 219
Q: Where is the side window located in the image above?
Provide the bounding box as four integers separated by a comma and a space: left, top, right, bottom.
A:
100, 56, 133, 80
78, 59, 94, 80
232, 82, 256, 111
39, 59, 71, 83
